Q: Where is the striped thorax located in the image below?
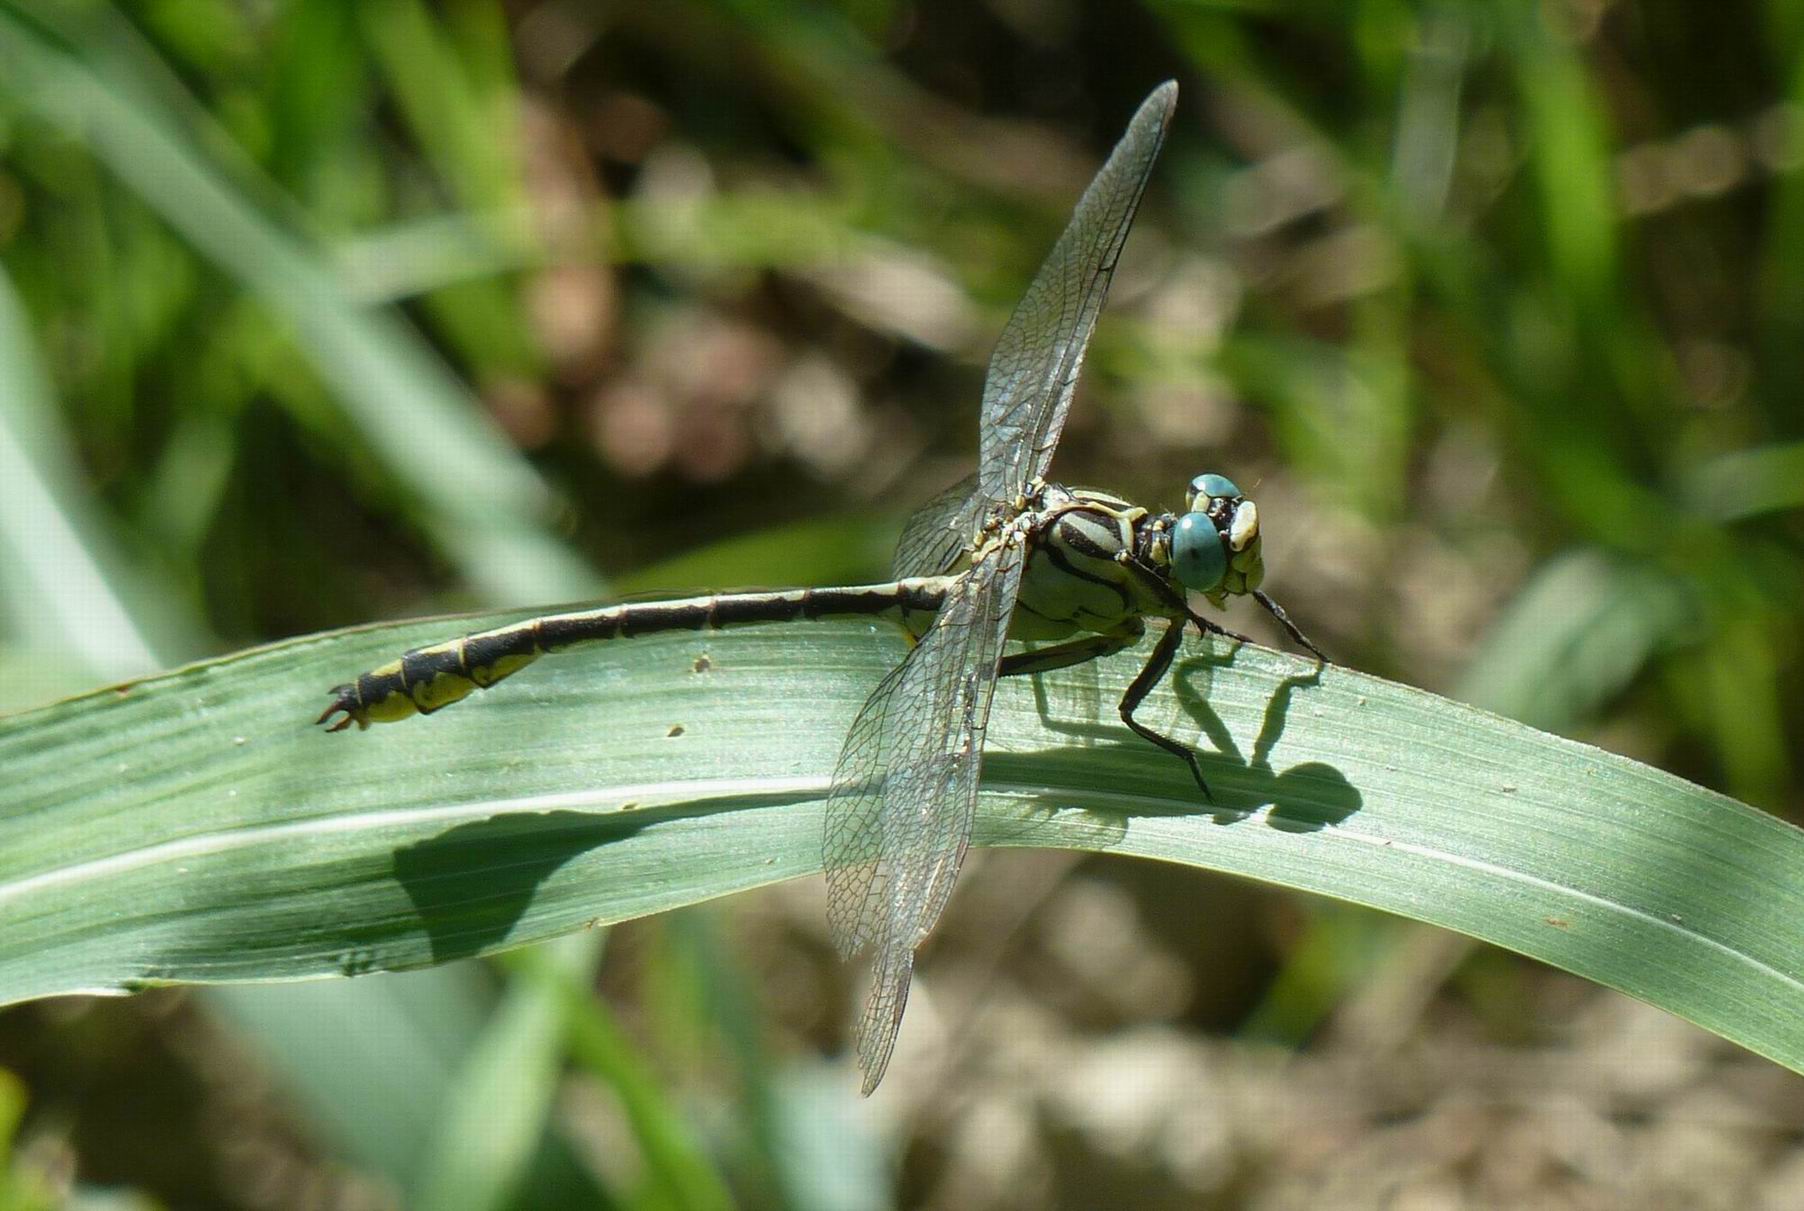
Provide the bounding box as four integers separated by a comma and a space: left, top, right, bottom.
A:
1010, 485, 1171, 641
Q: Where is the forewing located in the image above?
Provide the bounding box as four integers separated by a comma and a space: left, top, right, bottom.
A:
976, 82, 1175, 505
891, 473, 981, 580
822, 539, 1026, 1093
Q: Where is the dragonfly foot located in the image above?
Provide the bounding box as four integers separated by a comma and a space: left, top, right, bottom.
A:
316, 686, 366, 732
1185, 610, 1254, 648
1253, 591, 1327, 664
1124, 719, 1214, 803
1179, 749, 1213, 803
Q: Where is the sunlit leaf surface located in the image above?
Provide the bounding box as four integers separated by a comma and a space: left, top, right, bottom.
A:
4, 616, 1799, 1074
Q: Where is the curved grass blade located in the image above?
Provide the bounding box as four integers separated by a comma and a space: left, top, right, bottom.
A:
2, 615, 1801, 1080
0, 6, 592, 604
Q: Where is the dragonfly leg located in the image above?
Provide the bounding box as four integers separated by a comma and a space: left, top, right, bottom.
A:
999, 622, 1142, 678
1185, 610, 1254, 647
1119, 619, 1212, 800
1114, 552, 1255, 646
1253, 590, 1327, 663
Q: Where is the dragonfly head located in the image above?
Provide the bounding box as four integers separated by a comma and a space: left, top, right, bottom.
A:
1170, 473, 1265, 606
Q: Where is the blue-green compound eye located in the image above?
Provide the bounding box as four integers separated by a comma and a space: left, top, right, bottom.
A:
1189, 473, 1241, 503
1171, 512, 1228, 593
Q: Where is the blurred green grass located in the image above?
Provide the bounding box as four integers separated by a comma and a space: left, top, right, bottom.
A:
0, 0, 1800, 1207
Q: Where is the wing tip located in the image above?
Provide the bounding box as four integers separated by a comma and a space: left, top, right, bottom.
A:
855, 955, 913, 1097
1144, 79, 1179, 122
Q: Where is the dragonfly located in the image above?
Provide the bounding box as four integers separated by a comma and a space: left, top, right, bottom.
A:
318, 81, 1323, 1094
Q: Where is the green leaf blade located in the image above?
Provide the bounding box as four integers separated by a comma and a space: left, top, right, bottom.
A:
3, 614, 1800, 1078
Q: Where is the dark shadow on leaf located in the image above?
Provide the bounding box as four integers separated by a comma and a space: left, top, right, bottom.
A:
1245, 661, 1324, 770
391, 791, 804, 963
1264, 761, 1360, 832
393, 810, 650, 964
1168, 650, 1353, 829
990, 640, 1358, 838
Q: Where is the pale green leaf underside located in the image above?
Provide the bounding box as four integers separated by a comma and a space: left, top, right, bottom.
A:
2, 613, 1798, 1074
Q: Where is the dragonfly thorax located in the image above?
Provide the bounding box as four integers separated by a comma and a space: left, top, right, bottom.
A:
999, 484, 1164, 641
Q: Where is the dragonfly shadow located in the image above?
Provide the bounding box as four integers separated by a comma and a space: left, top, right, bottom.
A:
391, 810, 651, 965
1169, 649, 1360, 831
1004, 644, 1360, 835
390, 792, 795, 964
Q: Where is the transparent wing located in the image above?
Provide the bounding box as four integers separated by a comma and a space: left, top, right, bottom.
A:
891, 473, 981, 580
976, 81, 1175, 506
823, 540, 1026, 1094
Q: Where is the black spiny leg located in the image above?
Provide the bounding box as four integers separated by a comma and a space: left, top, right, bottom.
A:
1120, 619, 1212, 800
1111, 552, 1256, 647
1184, 608, 1254, 647
1253, 590, 1326, 663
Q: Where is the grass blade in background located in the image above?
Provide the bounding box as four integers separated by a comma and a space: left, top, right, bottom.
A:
412, 934, 615, 1211
1684, 442, 1804, 522
1458, 549, 1695, 732
0, 5, 593, 604
507, 941, 739, 1211
0, 266, 169, 683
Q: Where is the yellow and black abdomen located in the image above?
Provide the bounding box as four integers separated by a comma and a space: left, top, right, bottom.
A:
319, 579, 954, 731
